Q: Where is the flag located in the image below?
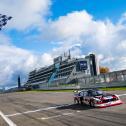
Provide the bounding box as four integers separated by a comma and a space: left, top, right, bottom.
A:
0, 14, 12, 30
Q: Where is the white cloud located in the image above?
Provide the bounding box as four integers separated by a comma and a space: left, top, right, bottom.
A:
117, 40, 126, 50
0, 0, 51, 30
1, 6, 126, 87
0, 45, 34, 86
41, 10, 126, 71
0, 0, 53, 87
40, 53, 53, 67
0, 44, 53, 87
101, 56, 115, 64
0, 33, 11, 45
43, 11, 93, 41
101, 56, 126, 71
42, 10, 116, 54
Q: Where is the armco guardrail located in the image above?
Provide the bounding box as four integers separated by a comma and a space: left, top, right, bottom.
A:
78, 69, 126, 88
45, 69, 126, 89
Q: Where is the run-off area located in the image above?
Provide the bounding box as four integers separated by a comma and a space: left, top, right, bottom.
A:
0, 91, 126, 126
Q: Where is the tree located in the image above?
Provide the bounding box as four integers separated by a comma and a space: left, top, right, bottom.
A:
100, 66, 110, 74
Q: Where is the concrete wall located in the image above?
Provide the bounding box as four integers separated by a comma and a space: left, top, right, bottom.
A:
38, 69, 126, 90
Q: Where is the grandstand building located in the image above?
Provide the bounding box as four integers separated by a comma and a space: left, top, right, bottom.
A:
25, 53, 99, 89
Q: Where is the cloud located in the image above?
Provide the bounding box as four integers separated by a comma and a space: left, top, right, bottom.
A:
1, 6, 126, 88
41, 10, 126, 71
0, 0, 51, 30
0, 33, 11, 45
0, 0, 53, 87
0, 43, 53, 88
40, 53, 53, 67
117, 40, 126, 50
0, 44, 34, 87
43, 11, 93, 41
45, 11, 116, 48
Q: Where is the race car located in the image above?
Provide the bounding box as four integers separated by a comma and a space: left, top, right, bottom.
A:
74, 89, 123, 108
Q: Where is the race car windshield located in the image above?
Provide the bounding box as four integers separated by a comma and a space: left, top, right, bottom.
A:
97, 91, 103, 94
92, 90, 105, 96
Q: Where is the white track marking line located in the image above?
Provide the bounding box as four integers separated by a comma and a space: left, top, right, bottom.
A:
39, 112, 74, 120
6, 104, 73, 117
62, 112, 73, 116
40, 115, 62, 120
117, 94, 126, 97
0, 111, 17, 126
4, 93, 126, 117
77, 111, 81, 113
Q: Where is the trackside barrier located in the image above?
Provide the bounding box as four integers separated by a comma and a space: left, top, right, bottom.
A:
44, 69, 126, 89
23, 69, 126, 90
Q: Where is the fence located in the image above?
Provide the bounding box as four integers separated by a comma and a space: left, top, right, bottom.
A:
45, 69, 126, 89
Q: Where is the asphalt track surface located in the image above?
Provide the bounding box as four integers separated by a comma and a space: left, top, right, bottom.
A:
0, 91, 126, 126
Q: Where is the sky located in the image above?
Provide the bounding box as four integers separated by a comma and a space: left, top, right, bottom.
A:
0, 0, 126, 88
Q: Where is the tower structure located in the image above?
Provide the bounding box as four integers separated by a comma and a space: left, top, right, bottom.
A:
85, 54, 100, 76
18, 75, 21, 89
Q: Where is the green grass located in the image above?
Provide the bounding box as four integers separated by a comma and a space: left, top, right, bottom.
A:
100, 87, 126, 91
17, 86, 126, 93
18, 89, 75, 93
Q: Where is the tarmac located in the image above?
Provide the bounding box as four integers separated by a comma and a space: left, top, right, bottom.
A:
0, 90, 126, 126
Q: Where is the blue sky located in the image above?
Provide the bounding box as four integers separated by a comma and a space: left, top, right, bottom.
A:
51, 0, 126, 21
5, 0, 126, 53
1, 0, 126, 87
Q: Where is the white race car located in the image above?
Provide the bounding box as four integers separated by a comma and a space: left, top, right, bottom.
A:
74, 89, 123, 108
